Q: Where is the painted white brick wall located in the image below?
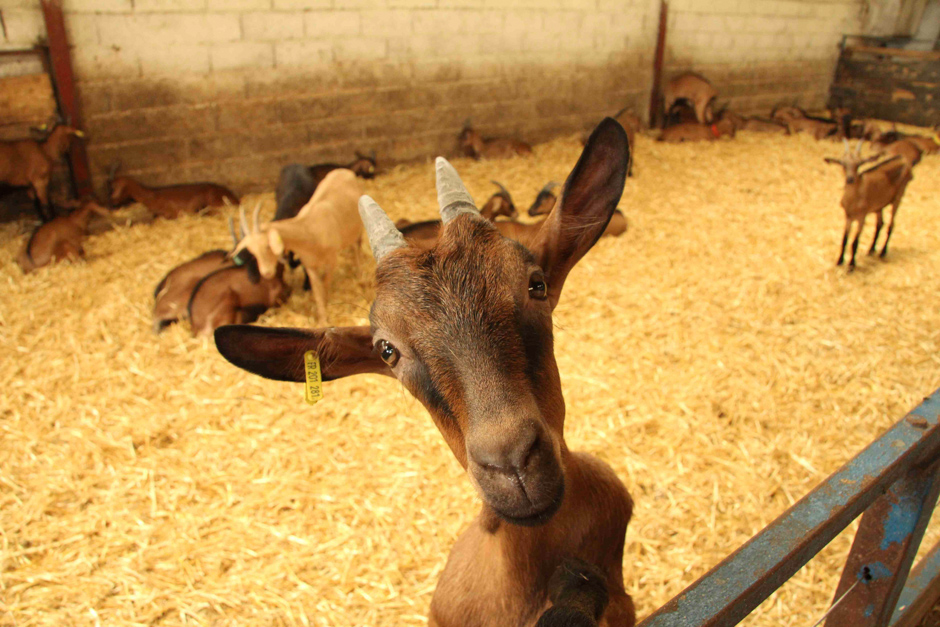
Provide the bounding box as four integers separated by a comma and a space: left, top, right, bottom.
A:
1, 0, 867, 190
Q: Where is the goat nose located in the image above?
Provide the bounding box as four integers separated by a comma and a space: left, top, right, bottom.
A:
469, 423, 540, 473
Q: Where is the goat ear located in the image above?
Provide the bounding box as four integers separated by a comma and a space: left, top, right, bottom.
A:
215, 325, 391, 383
530, 117, 629, 309
824, 158, 842, 165
268, 228, 285, 256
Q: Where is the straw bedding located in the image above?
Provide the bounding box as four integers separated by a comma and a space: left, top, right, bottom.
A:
2, 128, 939, 627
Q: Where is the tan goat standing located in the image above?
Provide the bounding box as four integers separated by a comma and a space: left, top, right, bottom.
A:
233, 168, 363, 322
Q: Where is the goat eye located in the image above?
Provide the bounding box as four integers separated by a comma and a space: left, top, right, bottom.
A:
377, 340, 400, 367
528, 273, 547, 300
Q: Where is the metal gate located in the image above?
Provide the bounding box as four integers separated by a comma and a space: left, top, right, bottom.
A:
638, 390, 940, 627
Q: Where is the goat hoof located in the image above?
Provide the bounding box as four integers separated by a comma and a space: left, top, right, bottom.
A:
848, 265, 856, 273
836, 259, 844, 266
879, 251, 888, 259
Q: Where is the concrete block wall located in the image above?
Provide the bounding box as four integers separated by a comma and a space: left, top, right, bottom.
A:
1, 0, 863, 194
664, 0, 863, 114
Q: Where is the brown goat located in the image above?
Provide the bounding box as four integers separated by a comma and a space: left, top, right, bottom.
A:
527, 182, 560, 217
0, 124, 85, 222
663, 72, 717, 124
215, 118, 635, 626
459, 123, 532, 160
824, 141, 913, 271
658, 119, 735, 142
16, 198, 109, 274
495, 209, 627, 249
480, 181, 518, 220
188, 259, 289, 338
877, 139, 924, 168
153, 245, 234, 334
109, 170, 238, 219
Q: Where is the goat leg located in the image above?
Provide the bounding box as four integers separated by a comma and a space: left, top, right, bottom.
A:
535, 559, 610, 627
881, 201, 901, 259
32, 178, 52, 222
849, 217, 864, 272
837, 220, 850, 266
869, 211, 884, 255
306, 267, 328, 324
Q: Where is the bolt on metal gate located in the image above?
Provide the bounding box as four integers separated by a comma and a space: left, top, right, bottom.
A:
638, 389, 940, 627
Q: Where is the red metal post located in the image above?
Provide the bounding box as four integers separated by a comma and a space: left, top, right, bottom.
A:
648, 0, 668, 129
40, 0, 92, 197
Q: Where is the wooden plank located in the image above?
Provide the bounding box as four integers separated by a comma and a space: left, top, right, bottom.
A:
0, 74, 56, 128
847, 45, 940, 60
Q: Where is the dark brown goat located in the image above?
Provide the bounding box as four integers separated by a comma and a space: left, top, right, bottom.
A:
274, 152, 377, 222
459, 123, 532, 160
109, 168, 238, 219
0, 124, 85, 222
16, 198, 109, 273
214, 118, 635, 626
188, 257, 290, 338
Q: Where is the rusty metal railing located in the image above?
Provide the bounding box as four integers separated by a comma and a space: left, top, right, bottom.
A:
638, 389, 940, 627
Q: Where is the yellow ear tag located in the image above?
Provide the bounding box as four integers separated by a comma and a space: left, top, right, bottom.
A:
304, 351, 323, 405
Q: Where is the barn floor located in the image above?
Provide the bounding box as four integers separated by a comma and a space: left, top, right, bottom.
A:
2, 129, 940, 626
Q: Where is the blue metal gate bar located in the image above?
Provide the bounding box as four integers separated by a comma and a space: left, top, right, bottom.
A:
890, 542, 940, 627
825, 461, 940, 626
637, 390, 940, 627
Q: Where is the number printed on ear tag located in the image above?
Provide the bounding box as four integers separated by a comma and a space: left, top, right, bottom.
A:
304, 351, 323, 405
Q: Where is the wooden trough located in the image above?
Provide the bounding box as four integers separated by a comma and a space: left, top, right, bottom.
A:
829, 36, 940, 127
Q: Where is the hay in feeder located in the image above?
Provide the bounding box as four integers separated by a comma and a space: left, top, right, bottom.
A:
1, 126, 939, 626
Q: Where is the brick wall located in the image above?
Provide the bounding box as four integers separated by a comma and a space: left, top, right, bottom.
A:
1, 0, 863, 194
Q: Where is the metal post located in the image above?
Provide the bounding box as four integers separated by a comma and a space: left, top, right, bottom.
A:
40, 0, 92, 198
825, 460, 940, 627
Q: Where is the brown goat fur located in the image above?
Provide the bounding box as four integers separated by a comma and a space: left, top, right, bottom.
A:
188, 261, 289, 338
109, 175, 238, 219
214, 119, 635, 626
153, 250, 232, 334
663, 72, 717, 124
825, 141, 913, 270
658, 119, 735, 142
459, 124, 533, 160
16, 198, 109, 274
0, 124, 85, 221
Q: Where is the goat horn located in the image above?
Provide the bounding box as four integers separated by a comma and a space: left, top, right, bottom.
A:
252, 202, 262, 233
107, 161, 119, 182
436, 157, 479, 224
842, 138, 851, 155
359, 195, 406, 262
491, 180, 511, 198
239, 205, 250, 237
228, 217, 239, 247
856, 139, 864, 155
